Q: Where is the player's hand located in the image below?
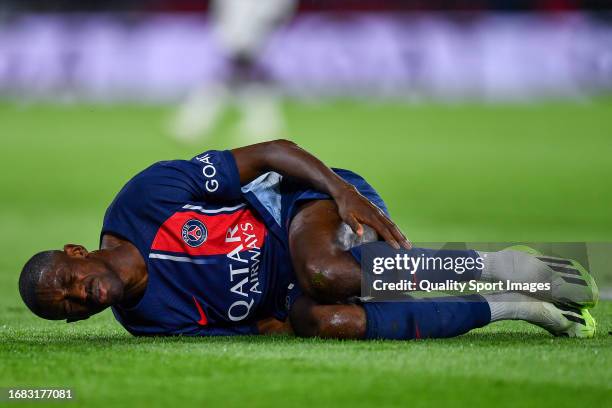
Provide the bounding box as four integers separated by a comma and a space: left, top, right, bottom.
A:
333, 184, 411, 250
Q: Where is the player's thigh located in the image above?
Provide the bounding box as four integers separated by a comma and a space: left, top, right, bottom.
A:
288, 200, 361, 303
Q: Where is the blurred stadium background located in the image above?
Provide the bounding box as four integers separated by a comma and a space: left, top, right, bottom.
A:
1, 1, 611, 406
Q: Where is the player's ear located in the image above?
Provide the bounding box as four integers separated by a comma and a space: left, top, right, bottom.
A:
63, 244, 89, 258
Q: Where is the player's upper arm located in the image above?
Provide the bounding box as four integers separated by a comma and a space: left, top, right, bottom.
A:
231, 139, 297, 184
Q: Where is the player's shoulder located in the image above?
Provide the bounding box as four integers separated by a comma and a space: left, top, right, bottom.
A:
125, 159, 195, 188
107, 150, 239, 210
134, 150, 234, 183
137, 159, 190, 177
107, 160, 191, 207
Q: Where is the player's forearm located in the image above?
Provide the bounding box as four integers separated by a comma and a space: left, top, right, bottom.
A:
231, 139, 351, 199
232, 140, 409, 248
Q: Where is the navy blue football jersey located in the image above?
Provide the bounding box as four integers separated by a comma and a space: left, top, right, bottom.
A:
102, 150, 294, 336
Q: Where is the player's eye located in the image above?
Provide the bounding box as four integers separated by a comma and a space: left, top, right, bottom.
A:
61, 271, 74, 288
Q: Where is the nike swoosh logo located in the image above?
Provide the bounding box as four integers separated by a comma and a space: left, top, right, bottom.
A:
192, 295, 208, 326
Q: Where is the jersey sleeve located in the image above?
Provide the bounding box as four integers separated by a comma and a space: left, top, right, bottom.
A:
186, 150, 242, 202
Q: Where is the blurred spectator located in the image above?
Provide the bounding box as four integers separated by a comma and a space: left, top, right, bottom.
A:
170, 0, 297, 143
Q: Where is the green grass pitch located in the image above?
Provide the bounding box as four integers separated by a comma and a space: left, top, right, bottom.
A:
0, 99, 611, 407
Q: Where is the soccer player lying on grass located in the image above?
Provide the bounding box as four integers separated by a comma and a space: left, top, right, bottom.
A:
19, 140, 599, 339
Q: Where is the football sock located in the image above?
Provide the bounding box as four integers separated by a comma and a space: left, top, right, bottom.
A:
363, 292, 565, 340
484, 292, 541, 321
483, 292, 552, 322
363, 294, 491, 340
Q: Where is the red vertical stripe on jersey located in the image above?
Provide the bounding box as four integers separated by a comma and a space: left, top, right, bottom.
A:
151, 209, 266, 256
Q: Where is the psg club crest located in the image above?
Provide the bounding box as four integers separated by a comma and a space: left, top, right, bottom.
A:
181, 219, 208, 247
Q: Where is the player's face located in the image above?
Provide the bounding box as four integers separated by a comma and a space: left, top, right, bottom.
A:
36, 245, 124, 321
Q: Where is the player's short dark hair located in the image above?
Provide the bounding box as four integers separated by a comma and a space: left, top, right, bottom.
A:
19, 250, 62, 319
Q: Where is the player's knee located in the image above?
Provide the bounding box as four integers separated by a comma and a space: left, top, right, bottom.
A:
300, 255, 348, 303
